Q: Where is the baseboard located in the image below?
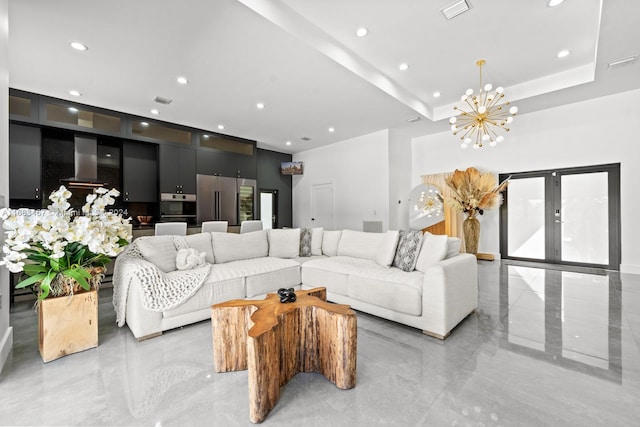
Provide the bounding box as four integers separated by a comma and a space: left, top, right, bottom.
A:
0, 326, 13, 375
620, 264, 640, 275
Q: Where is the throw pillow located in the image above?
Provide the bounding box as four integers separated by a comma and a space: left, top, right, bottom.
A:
184, 232, 214, 264
393, 230, 424, 272
268, 228, 301, 258
446, 237, 462, 259
376, 230, 400, 268
321, 230, 342, 256
136, 236, 178, 273
415, 232, 449, 272
311, 227, 324, 255
299, 228, 312, 257
211, 230, 269, 263
175, 248, 207, 270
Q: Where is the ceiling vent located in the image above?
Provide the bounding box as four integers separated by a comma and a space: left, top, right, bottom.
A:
300, 137, 311, 141
607, 56, 637, 70
407, 116, 422, 123
154, 96, 173, 105
441, 0, 471, 20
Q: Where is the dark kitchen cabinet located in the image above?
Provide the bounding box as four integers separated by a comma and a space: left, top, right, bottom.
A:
122, 141, 158, 203
9, 124, 42, 200
159, 145, 196, 194
196, 149, 257, 179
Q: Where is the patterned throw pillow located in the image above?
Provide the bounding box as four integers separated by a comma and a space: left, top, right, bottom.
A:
299, 228, 312, 257
392, 230, 424, 272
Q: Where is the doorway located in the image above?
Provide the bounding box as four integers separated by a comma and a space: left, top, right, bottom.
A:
260, 189, 278, 230
311, 182, 335, 230
499, 164, 620, 270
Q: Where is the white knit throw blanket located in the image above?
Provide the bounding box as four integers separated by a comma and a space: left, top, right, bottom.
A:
112, 237, 211, 327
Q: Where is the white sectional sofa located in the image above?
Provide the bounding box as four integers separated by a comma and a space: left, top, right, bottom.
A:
112, 228, 477, 340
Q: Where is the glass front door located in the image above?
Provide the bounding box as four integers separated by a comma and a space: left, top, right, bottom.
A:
500, 164, 620, 270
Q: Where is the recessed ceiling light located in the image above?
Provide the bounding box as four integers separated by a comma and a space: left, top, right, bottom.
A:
433, 91, 441, 98
69, 90, 82, 97
70, 41, 88, 51
176, 76, 188, 85
150, 109, 159, 115
106, 153, 112, 158
68, 107, 78, 113
328, 127, 335, 133
285, 141, 292, 146
203, 134, 210, 139
548, 0, 564, 6
399, 63, 409, 71
356, 28, 368, 37
217, 124, 225, 130
141, 121, 149, 127
557, 49, 570, 58
256, 102, 265, 109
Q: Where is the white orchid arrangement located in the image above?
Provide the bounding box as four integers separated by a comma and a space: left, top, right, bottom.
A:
0, 185, 132, 299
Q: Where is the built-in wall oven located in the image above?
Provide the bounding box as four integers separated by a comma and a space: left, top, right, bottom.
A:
160, 193, 197, 224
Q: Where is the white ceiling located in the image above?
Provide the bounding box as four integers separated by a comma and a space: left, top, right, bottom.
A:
8, 0, 640, 153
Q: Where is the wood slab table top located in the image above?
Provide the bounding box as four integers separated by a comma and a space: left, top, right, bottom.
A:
211, 287, 357, 423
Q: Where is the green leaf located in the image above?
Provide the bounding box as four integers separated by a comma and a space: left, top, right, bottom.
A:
49, 257, 60, 272
23, 264, 48, 275
15, 273, 47, 289
38, 271, 57, 300
63, 269, 90, 291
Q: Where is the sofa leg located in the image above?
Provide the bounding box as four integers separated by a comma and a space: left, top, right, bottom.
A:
423, 309, 477, 340
422, 330, 448, 340
136, 331, 163, 341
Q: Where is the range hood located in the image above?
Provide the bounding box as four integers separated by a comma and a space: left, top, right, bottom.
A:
60, 136, 109, 189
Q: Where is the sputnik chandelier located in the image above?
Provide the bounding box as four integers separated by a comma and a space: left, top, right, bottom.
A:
449, 59, 518, 149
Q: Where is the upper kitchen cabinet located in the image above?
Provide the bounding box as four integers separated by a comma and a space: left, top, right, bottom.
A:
159, 145, 196, 194
9, 90, 39, 124
9, 124, 42, 201
196, 134, 256, 179
40, 97, 125, 137
122, 141, 158, 203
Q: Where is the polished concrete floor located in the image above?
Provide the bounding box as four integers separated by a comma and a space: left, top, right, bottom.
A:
1, 261, 640, 426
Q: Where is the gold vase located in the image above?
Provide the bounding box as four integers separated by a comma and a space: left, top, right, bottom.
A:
463, 210, 480, 255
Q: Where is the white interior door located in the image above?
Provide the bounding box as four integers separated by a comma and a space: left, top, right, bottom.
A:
311, 182, 334, 230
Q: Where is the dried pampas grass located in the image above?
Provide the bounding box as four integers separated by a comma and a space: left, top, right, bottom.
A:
445, 167, 509, 214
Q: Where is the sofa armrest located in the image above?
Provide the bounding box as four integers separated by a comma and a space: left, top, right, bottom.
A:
420, 254, 478, 338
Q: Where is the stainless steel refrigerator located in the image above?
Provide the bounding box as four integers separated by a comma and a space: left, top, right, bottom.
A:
196, 174, 257, 225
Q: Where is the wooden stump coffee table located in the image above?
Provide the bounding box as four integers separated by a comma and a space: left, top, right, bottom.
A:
211, 287, 357, 423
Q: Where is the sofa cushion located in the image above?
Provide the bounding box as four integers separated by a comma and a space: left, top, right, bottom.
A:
311, 227, 323, 255
321, 230, 342, 256
446, 237, 462, 259
302, 256, 374, 296
393, 230, 424, 272
337, 230, 399, 267
415, 232, 449, 272
183, 232, 214, 264
348, 268, 424, 316
211, 230, 269, 263
136, 236, 177, 273
376, 230, 400, 267
163, 276, 244, 318
299, 228, 312, 257
268, 228, 301, 258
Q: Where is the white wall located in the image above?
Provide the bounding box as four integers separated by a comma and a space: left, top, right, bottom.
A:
0, 0, 12, 373
292, 129, 390, 231
412, 88, 640, 273
388, 129, 412, 230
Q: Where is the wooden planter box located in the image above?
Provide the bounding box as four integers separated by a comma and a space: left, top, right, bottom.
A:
38, 289, 98, 362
